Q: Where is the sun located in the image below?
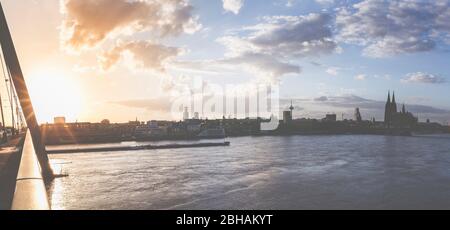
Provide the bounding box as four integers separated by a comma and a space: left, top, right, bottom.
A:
27, 69, 83, 123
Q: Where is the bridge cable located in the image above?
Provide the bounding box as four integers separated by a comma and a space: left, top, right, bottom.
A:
0, 46, 6, 139
3, 60, 15, 132
0, 45, 7, 137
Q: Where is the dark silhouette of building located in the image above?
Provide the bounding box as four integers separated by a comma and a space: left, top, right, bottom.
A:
384, 91, 418, 128
355, 108, 362, 122
283, 101, 294, 124
101, 119, 110, 125
324, 114, 337, 122
54, 117, 66, 124
183, 107, 190, 121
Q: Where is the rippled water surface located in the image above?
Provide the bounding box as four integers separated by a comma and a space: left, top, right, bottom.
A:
48, 135, 450, 210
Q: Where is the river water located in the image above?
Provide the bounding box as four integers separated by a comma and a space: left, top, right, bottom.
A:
47, 134, 450, 210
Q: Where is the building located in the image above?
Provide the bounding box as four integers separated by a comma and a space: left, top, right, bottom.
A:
135, 121, 168, 138
283, 101, 294, 124
101, 119, 110, 125
384, 91, 418, 128
354, 108, 362, 122
128, 118, 141, 126
324, 114, 337, 122
54, 117, 66, 125
183, 107, 190, 121
185, 119, 202, 133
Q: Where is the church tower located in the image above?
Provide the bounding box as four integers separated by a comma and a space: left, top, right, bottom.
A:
384, 91, 391, 126
391, 91, 397, 114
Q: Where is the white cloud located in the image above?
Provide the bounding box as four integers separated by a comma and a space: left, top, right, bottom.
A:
222, 0, 244, 14
286, 0, 295, 7
354, 74, 366, 81
336, 0, 450, 57
326, 67, 339, 76
401, 72, 446, 84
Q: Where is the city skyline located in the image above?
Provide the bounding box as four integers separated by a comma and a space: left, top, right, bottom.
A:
1, 0, 449, 124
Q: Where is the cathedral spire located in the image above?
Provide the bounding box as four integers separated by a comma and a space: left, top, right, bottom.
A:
387, 91, 391, 104
392, 91, 396, 104
385, 91, 391, 126
391, 91, 397, 113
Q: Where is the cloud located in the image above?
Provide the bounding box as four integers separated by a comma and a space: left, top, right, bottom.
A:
60, 0, 201, 51
326, 67, 339, 76
111, 98, 172, 112
218, 52, 301, 80
336, 0, 450, 57
314, 96, 329, 102
285, 0, 295, 7
241, 14, 338, 58
286, 0, 333, 7
401, 72, 447, 84
354, 74, 366, 81
315, 0, 334, 5
213, 13, 337, 81
173, 13, 334, 82
222, 0, 244, 14
99, 40, 181, 71
172, 52, 301, 82
310, 61, 323, 67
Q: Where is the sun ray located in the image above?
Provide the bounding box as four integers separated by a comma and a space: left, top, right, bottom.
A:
27, 68, 83, 123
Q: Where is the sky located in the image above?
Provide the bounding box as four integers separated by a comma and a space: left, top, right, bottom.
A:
1, 0, 450, 124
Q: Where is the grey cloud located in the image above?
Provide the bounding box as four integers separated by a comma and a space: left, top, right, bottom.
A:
111, 98, 172, 112
336, 0, 450, 57
217, 13, 338, 58
314, 96, 329, 102
218, 52, 301, 79
172, 52, 301, 81
310, 61, 323, 66
214, 13, 337, 80
249, 14, 337, 57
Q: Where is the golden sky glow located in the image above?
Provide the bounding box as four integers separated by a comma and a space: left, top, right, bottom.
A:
2, 1, 166, 123
2, 0, 449, 124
